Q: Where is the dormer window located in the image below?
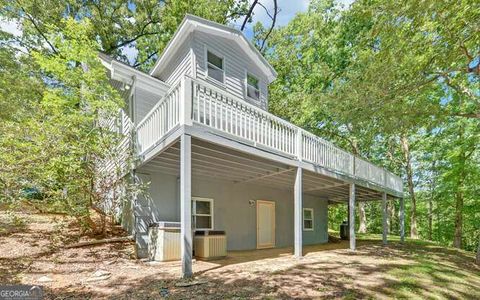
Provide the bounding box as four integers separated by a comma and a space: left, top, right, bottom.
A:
246, 73, 260, 100
207, 50, 224, 83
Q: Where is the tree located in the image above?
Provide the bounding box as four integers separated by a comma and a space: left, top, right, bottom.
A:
1, 0, 250, 69
476, 234, 480, 265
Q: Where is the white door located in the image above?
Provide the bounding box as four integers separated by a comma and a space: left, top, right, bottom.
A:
256, 200, 275, 249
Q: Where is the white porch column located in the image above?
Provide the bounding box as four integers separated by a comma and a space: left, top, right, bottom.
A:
180, 134, 192, 278
349, 183, 356, 250
179, 77, 193, 126
382, 192, 388, 245
294, 167, 303, 258
400, 197, 405, 243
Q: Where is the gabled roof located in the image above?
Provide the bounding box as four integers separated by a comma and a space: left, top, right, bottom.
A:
149, 14, 277, 83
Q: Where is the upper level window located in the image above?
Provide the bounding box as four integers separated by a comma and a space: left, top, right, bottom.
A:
303, 208, 314, 231
207, 51, 224, 83
246, 73, 260, 100
192, 197, 214, 230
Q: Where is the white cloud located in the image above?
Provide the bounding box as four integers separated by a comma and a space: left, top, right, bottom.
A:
0, 18, 22, 37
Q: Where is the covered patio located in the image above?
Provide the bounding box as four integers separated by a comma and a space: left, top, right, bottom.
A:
137, 133, 405, 278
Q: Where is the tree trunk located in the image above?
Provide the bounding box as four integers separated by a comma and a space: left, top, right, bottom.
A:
358, 202, 367, 233
476, 234, 480, 265
427, 196, 433, 240
401, 135, 418, 239
453, 170, 465, 249
388, 201, 395, 234
428, 161, 436, 241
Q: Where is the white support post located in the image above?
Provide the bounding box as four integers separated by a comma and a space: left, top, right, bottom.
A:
294, 167, 303, 258
400, 197, 405, 243
382, 192, 388, 245
180, 134, 192, 278
296, 128, 303, 161
349, 183, 356, 251
179, 77, 193, 126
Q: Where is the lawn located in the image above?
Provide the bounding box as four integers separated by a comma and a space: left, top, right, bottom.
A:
1, 210, 479, 299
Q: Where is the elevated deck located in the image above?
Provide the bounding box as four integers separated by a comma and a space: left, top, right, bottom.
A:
134, 76, 403, 198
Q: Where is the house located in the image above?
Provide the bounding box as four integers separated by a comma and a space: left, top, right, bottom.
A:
100, 15, 405, 278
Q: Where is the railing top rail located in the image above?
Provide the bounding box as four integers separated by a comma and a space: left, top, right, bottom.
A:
136, 74, 402, 193
136, 80, 181, 129
189, 75, 297, 130
301, 130, 353, 158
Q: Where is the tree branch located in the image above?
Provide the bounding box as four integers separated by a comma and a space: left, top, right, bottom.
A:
20, 6, 58, 55
240, 0, 259, 31
259, 0, 278, 51
133, 50, 159, 68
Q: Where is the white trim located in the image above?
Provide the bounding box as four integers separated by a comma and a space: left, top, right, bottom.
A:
245, 72, 261, 102
303, 208, 314, 231
149, 15, 277, 82
192, 197, 214, 231
204, 46, 225, 85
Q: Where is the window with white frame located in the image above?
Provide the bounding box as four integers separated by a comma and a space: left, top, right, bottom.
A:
192, 197, 214, 230
246, 73, 260, 100
303, 208, 314, 231
206, 50, 224, 83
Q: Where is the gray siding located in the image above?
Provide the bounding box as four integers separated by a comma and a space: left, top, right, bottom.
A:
192, 31, 269, 110
157, 35, 193, 85
133, 88, 163, 125
131, 171, 328, 251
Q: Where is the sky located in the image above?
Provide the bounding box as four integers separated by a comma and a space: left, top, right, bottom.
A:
0, 0, 355, 62
236, 0, 354, 38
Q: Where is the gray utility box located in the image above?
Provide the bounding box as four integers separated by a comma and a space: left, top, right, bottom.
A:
148, 221, 181, 261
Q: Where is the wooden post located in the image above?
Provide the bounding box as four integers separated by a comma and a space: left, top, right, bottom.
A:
349, 183, 356, 250
400, 197, 405, 243
382, 192, 388, 245
296, 128, 303, 161
180, 77, 193, 126
180, 134, 192, 277
294, 167, 303, 258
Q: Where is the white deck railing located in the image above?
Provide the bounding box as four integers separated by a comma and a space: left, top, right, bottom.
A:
135, 76, 403, 193
302, 131, 354, 175
192, 79, 297, 156
136, 82, 181, 154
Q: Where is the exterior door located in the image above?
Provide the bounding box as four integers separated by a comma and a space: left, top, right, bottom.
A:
256, 200, 275, 249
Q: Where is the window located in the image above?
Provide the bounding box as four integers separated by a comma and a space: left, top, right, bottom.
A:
303, 208, 314, 231
246, 73, 260, 100
207, 50, 224, 83
192, 197, 214, 230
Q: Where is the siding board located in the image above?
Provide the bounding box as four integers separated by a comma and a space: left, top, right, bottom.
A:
193, 32, 269, 110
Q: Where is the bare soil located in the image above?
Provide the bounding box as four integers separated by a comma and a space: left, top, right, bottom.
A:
1, 210, 479, 299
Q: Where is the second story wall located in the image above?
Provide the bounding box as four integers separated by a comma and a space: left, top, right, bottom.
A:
192, 31, 269, 110
156, 34, 193, 86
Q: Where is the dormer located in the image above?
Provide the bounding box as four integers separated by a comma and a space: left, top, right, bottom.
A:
150, 15, 277, 111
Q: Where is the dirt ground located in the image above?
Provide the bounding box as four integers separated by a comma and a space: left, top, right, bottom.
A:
1, 210, 479, 299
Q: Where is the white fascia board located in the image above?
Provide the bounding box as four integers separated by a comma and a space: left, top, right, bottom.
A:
150, 15, 277, 83
110, 60, 170, 95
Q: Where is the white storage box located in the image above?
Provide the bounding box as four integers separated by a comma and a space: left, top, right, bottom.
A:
148, 222, 181, 261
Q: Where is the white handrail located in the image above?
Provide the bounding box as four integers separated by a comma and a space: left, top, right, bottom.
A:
191, 76, 297, 156
136, 81, 181, 155
134, 75, 403, 193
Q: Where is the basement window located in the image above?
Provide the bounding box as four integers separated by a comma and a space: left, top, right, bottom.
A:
303, 208, 314, 231
192, 197, 214, 230
207, 50, 224, 83
246, 73, 260, 100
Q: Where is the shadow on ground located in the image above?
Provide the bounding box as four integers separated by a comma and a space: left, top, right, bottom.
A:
43, 240, 480, 300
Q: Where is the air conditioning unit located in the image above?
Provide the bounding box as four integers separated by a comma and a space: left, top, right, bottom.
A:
148, 221, 181, 261
194, 231, 227, 260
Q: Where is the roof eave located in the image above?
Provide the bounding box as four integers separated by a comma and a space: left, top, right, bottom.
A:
149, 15, 277, 83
